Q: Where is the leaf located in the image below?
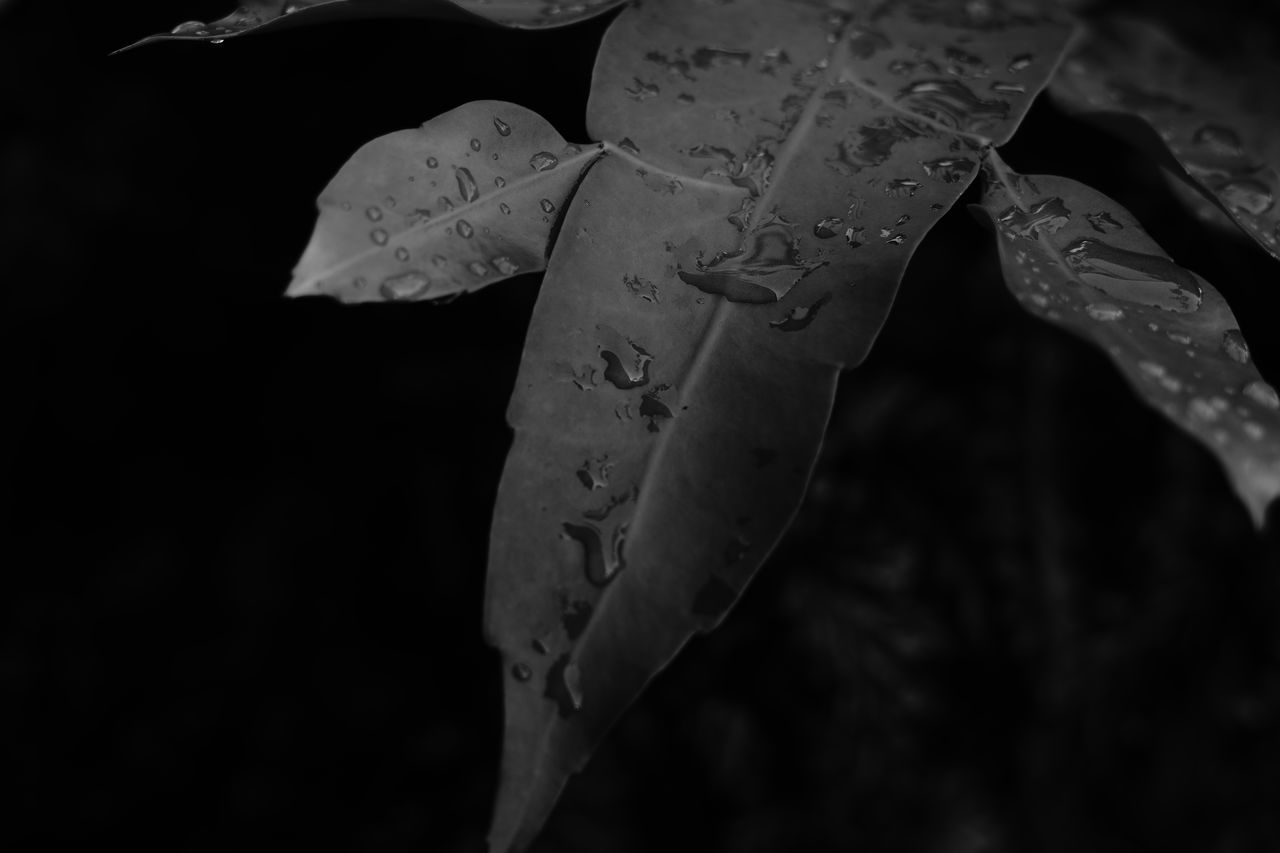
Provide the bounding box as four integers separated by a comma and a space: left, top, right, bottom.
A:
978, 148, 1280, 526
482, 1, 1075, 849
121, 0, 629, 51
286, 101, 601, 303
1049, 19, 1280, 262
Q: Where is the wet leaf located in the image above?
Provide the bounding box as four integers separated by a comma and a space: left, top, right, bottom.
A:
286, 101, 601, 303
1050, 19, 1280, 262
483, 1, 1075, 849
979, 148, 1280, 526
122, 0, 628, 51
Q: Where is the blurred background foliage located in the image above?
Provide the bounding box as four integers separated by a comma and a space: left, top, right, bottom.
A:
3, 0, 1280, 850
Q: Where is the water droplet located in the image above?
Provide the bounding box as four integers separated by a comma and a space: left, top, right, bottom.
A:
492, 256, 519, 275
676, 223, 827, 303
468, 261, 489, 277
813, 217, 843, 238
895, 78, 1010, 132
1063, 238, 1202, 313
511, 663, 532, 681
1222, 329, 1250, 364
1244, 422, 1266, 441
895, 214, 911, 226
990, 81, 1026, 94
624, 77, 660, 101
770, 293, 833, 331
544, 654, 583, 717
540, 198, 556, 214
1166, 331, 1192, 345
530, 151, 559, 172
455, 167, 479, 202
394, 246, 410, 262
563, 521, 626, 586
425, 156, 439, 168
379, 271, 430, 300
171, 20, 206, 35
365, 205, 383, 222
617, 137, 640, 156
676, 93, 696, 105
1139, 360, 1183, 393
599, 335, 652, 389
845, 226, 865, 248
499, 202, 511, 215
209, 38, 225, 44
1192, 124, 1244, 158
439, 195, 455, 212
469, 137, 481, 152
998, 197, 1071, 238
1188, 397, 1219, 421
886, 234, 906, 245
920, 156, 975, 183
493, 116, 512, 136
456, 219, 474, 239
1244, 380, 1280, 410
370, 228, 389, 245
1008, 53, 1034, 73
1086, 302, 1125, 321
690, 46, 752, 69
1086, 211, 1124, 233
1219, 179, 1274, 215
884, 178, 921, 198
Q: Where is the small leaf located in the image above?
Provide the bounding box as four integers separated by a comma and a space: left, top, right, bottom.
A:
286, 101, 602, 303
980, 148, 1280, 526
1050, 19, 1280, 262
122, 0, 629, 51
483, 1, 1076, 849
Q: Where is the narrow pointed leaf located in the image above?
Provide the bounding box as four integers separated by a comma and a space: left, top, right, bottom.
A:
1050, 19, 1280, 262
287, 101, 601, 303
123, 0, 629, 51
980, 149, 1280, 525
484, 1, 1075, 849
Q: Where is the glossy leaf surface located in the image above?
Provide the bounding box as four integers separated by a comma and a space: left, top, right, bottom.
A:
123, 0, 628, 50
483, 1, 1075, 849
980, 149, 1280, 525
287, 101, 600, 303
1050, 19, 1280, 262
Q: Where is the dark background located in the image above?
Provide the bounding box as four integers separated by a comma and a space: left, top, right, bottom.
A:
4, 1, 1280, 851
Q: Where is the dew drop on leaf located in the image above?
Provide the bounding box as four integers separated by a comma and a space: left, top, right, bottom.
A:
511, 663, 532, 682
425, 157, 438, 169
990, 81, 1026, 94
530, 151, 560, 172
540, 199, 556, 214
370, 228, 389, 246
455, 167, 479, 202
366, 205, 383, 222
1219, 179, 1274, 216
468, 261, 489, 277
813, 217, 843, 238
470, 138, 482, 152
1222, 329, 1251, 364
499, 202, 512, 215
494, 176, 507, 188
1008, 53, 1033, 73
379, 271, 430, 300
1062, 238, 1202, 313
1192, 124, 1244, 158
1085, 302, 1124, 321
493, 116, 512, 136
457, 219, 474, 239
1244, 380, 1280, 410
492, 256, 519, 275
394, 246, 410, 262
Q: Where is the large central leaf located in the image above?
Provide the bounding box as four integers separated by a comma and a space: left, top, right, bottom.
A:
483, 1, 1075, 849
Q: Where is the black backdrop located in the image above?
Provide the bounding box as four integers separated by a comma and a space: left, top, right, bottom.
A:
5, 1, 1280, 851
